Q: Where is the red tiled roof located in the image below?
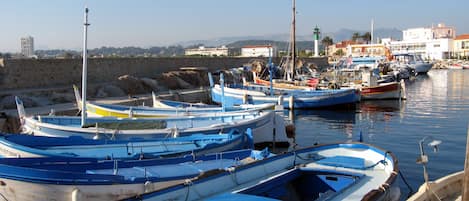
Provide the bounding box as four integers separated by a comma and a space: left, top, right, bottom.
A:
335, 40, 361, 48
455, 34, 469, 40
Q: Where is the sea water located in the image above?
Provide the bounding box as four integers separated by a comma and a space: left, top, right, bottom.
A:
289, 69, 469, 199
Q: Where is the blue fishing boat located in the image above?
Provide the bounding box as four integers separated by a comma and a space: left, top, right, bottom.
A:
16, 97, 289, 145
73, 85, 275, 118
210, 79, 360, 109
0, 128, 252, 159
123, 143, 400, 201
0, 149, 271, 201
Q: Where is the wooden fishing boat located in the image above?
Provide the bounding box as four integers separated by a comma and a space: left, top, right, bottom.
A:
0, 149, 271, 201
360, 82, 403, 100
210, 82, 359, 109
73, 85, 275, 118
407, 171, 463, 201
0, 128, 252, 159
16, 97, 289, 145
123, 142, 400, 201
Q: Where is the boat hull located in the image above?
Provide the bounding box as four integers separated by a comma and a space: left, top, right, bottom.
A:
361, 82, 402, 100
20, 111, 289, 145
124, 143, 399, 201
413, 63, 433, 74
0, 131, 251, 159
73, 86, 274, 118
0, 149, 267, 201
407, 171, 463, 201
0, 178, 185, 201
211, 85, 359, 109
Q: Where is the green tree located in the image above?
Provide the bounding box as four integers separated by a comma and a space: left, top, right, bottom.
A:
352, 32, 361, 42
362, 32, 372, 44
321, 36, 334, 56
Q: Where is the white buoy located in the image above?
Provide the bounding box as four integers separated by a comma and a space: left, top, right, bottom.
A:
276, 95, 285, 111
400, 79, 407, 100
289, 96, 294, 109
71, 188, 81, 201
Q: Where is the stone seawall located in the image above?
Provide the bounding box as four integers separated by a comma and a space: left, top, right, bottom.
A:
0, 57, 328, 91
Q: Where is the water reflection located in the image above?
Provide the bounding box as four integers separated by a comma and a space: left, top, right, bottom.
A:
290, 70, 469, 200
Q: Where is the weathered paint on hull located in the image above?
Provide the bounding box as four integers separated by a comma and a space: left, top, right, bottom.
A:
211, 85, 359, 109
361, 82, 401, 100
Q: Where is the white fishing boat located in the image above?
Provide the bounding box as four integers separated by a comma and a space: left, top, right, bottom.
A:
73, 85, 275, 118
393, 53, 433, 74
407, 171, 462, 201
16, 96, 288, 145
0, 148, 271, 201
0, 128, 252, 159
122, 143, 400, 201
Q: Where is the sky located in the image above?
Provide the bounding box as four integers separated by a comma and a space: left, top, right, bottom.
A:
2, 0, 468, 52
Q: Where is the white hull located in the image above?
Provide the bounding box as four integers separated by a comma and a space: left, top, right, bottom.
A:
408, 171, 463, 201
129, 143, 400, 201
20, 111, 289, 145
413, 63, 433, 74
0, 177, 185, 201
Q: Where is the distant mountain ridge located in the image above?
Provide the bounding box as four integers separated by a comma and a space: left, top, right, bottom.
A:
32, 28, 403, 57
176, 28, 403, 47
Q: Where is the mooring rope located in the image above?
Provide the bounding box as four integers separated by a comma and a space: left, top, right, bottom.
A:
399, 170, 415, 198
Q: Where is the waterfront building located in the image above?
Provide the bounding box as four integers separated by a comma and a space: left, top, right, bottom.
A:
185, 46, 228, 56
346, 43, 387, 57
240, 45, 277, 57
386, 23, 455, 60
20, 36, 35, 58
327, 40, 359, 57
453, 34, 469, 59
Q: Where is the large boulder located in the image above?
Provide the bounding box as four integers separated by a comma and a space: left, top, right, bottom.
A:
116, 75, 148, 96
157, 73, 193, 90
141, 77, 166, 92
95, 84, 127, 98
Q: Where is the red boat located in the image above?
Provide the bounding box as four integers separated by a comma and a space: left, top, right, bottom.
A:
360, 82, 403, 100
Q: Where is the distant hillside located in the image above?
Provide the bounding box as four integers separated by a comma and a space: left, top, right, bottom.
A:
177, 28, 402, 48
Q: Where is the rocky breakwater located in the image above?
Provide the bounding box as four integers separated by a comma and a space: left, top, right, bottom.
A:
0, 68, 244, 132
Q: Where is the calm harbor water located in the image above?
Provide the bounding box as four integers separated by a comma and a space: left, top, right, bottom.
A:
290, 69, 469, 199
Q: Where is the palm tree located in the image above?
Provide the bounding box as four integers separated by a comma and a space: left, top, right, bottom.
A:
321, 36, 334, 56
352, 32, 361, 42
335, 49, 345, 57
362, 32, 372, 44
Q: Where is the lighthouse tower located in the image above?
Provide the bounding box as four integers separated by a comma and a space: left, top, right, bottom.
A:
313, 26, 320, 57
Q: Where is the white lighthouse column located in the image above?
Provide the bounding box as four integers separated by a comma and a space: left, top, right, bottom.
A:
314, 40, 319, 57
313, 26, 320, 57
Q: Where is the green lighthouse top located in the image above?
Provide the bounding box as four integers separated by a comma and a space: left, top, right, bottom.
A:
313, 26, 320, 40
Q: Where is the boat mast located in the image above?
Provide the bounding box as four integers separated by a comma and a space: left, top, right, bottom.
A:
81, 7, 90, 127
371, 18, 374, 44
289, 0, 296, 81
